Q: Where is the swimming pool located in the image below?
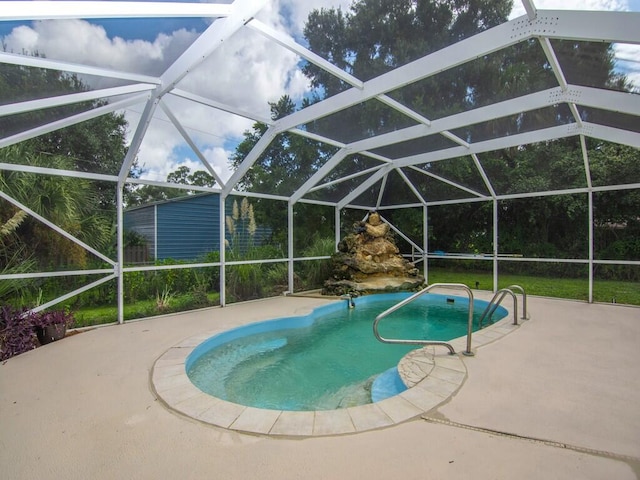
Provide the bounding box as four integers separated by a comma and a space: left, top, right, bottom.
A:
186, 293, 507, 411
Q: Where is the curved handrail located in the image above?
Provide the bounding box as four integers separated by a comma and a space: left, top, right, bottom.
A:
506, 284, 528, 320
373, 283, 475, 356
478, 288, 518, 327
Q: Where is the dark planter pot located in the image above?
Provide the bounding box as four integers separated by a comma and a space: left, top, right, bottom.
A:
35, 324, 67, 345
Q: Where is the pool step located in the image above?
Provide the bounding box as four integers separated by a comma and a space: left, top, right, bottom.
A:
371, 366, 408, 402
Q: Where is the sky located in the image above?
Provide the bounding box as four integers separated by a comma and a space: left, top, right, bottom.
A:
1, 0, 639, 185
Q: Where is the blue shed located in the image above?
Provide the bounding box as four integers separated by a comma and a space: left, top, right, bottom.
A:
124, 193, 270, 261
124, 193, 220, 261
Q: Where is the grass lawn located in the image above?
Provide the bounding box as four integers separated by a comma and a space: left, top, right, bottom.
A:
427, 269, 639, 306
72, 271, 637, 328
73, 292, 220, 327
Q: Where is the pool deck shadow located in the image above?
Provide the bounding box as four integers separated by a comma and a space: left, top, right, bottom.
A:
1, 292, 639, 479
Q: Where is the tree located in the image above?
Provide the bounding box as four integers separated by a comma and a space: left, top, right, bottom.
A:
1, 61, 135, 210
189, 170, 216, 187
230, 96, 338, 247
0, 208, 36, 300
0, 144, 114, 270
226, 0, 639, 270
230, 2, 515, 248
302, 0, 639, 264
125, 166, 216, 207
1, 59, 132, 276
166, 165, 192, 185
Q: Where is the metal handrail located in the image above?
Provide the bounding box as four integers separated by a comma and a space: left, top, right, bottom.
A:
373, 283, 475, 356
341, 293, 356, 308
478, 288, 518, 328
506, 284, 528, 320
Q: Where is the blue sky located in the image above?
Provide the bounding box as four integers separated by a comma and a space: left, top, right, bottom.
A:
0, 17, 207, 39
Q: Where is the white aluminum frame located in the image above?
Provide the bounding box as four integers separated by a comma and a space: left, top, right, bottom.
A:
0, 1, 638, 321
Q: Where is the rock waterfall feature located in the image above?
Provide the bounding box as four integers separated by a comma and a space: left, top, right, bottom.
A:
322, 212, 425, 296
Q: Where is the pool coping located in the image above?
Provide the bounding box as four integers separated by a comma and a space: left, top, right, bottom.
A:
150, 307, 523, 437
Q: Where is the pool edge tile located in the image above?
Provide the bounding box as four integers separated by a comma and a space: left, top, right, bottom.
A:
375, 395, 424, 424
156, 382, 202, 405
429, 365, 467, 385
173, 391, 217, 418
197, 398, 246, 429
313, 409, 356, 436
270, 411, 315, 436
230, 406, 282, 435
399, 386, 448, 412
347, 403, 394, 432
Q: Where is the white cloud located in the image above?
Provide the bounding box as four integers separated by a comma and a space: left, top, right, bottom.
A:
510, 0, 632, 18
614, 43, 640, 90
176, 27, 308, 117
272, 0, 354, 39
203, 146, 236, 183
1, 10, 310, 183
129, 101, 252, 184
2, 19, 198, 76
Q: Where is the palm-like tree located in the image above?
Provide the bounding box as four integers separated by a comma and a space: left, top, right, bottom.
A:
0, 144, 114, 270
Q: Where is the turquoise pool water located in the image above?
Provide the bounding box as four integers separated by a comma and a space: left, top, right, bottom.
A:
186, 293, 506, 411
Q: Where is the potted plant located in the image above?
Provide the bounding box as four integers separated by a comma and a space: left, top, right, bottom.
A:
33, 309, 75, 345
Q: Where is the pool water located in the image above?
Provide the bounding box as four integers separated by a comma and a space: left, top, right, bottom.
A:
187, 293, 505, 411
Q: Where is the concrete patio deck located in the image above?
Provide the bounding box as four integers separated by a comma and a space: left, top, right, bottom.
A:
1, 292, 639, 479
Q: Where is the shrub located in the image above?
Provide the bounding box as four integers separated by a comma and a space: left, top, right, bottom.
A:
264, 262, 291, 296
226, 263, 263, 301
31, 309, 75, 329
0, 307, 75, 361
299, 236, 334, 289
0, 306, 37, 361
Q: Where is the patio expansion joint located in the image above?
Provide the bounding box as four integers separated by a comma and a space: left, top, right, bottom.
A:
421, 416, 640, 464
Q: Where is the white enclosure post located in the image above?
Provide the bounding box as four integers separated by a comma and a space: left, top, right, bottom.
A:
288, 202, 294, 293
588, 191, 594, 303
154, 204, 158, 260
493, 199, 499, 293
219, 195, 226, 307
581, 135, 594, 304
423, 205, 429, 283
116, 183, 124, 324
335, 207, 341, 250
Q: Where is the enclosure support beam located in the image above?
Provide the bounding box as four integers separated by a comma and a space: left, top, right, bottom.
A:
588, 191, 594, 304
0, 94, 150, 149
582, 135, 594, 304
0, 50, 161, 85
158, 0, 268, 96
521, 0, 537, 20
159, 101, 226, 188
116, 184, 125, 324
154, 205, 158, 261
0, 84, 155, 118
338, 166, 391, 210
0, 191, 114, 265
493, 199, 499, 293
290, 149, 349, 204
423, 205, 429, 283
219, 194, 227, 307
222, 126, 278, 196
333, 207, 340, 252
288, 202, 294, 294
116, 94, 161, 323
